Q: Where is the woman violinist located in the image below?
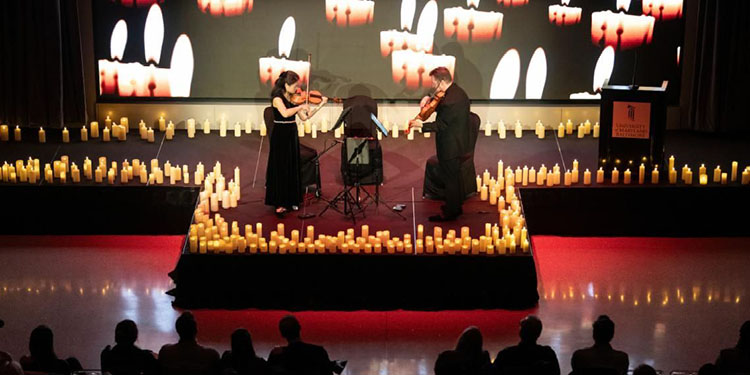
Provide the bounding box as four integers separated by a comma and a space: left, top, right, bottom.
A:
265, 71, 328, 216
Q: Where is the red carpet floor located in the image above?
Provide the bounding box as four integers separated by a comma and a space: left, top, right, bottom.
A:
0, 235, 748, 374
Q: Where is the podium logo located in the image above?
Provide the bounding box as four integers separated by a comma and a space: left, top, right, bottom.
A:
612, 101, 650, 139
627, 105, 636, 121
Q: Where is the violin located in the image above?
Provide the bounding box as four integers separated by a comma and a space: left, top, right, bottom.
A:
290, 89, 342, 105
406, 90, 445, 134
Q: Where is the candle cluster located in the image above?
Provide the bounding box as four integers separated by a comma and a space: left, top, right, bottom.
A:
555, 119, 600, 139
194, 162, 242, 212
188, 217, 529, 256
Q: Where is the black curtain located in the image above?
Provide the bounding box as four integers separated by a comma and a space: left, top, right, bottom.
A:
0, 0, 86, 128
686, 0, 750, 133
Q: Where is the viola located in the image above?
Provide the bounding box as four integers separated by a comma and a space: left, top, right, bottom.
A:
290, 89, 342, 105
406, 91, 445, 134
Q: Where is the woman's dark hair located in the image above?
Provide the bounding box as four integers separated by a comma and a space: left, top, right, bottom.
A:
455, 326, 483, 355
231, 328, 256, 358
29, 325, 57, 360
271, 71, 300, 98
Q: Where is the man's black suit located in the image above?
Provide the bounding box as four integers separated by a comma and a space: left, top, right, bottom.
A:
422, 82, 471, 217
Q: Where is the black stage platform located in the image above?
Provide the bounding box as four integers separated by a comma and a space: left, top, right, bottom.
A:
2, 127, 749, 310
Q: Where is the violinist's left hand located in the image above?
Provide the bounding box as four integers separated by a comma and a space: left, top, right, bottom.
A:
408, 119, 423, 130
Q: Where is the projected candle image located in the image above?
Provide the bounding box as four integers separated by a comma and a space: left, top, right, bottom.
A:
380, 0, 424, 57
388, 0, 456, 90
444, 0, 503, 43
497, 0, 528, 7
325, 0, 374, 27
114, 0, 162, 7
490, 49, 520, 99
197, 0, 254, 17
642, 0, 683, 21
258, 17, 310, 86
569, 46, 615, 99
98, 4, 194, 97
591, 10, 655, 50
548, 0, 582, 26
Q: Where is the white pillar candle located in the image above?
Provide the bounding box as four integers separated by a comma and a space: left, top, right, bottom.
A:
566, 119, 573, 134
204, 119, 211, 134
120, 117, 129, 130
484, 121, 492, 136
62, 127, 70, 143
102, 127, 110, 142
557, 123, 565, 138
80, 126, 88, 142
651, 167, 659, 184
596, 167, 604, 184
593, 123, 600, 138
584, 169, 592, 185
498, 121, 506, 139
104, 115, 112, 129
638, 164, 645, 184
713, 166, 721, 183
245, 120, 253, 134
721, 173, 728, 185
147, 128, 154, 143
158, 116, 166, 132
234, 122, 242, 137
260, 122, 267, 136
38, 127, 46, 143
514, 121, 522, 138
577, 124, 585, 138
220, 117, 227, 137
572, 168, 579, 184
612, 168, 620, 184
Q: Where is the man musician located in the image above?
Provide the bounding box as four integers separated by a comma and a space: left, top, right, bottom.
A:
409, 67, 471, 222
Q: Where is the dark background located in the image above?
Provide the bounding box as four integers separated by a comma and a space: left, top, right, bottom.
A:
92, 0, 684, 101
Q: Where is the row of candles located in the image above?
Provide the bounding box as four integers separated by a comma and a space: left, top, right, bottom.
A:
486, 119, 600, 139
1, 117, 599, 143
188, 213, 530, 256
0, 154, 240, 190
476, 158, 750, 192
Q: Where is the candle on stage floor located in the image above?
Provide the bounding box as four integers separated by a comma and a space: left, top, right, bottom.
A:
203, 119, 211, 134
498, 121, 506, 139
699, 174, 708, 185
79, 126, 88, 142
234, 122, 242, 137
484, 121, 492, 137
107, 169, 115, 184
582, 169, 591, 185
713, 166, 722, 183
699, 164, 707, 176
61, 127, 69, 143
158, 116, 166, 132
482, 169, 491, 186
721, 173, 728, 185
260, 122, 268, 136
742, 169, 750, 185
669, 168, 677, 184
668, 155, 675, 171
187, 119, 196, 138
638, 164, 645, 184
571, 168, 579, 184
557, 123, 564, 138
563, 170, 572, 186
596, 167, 604, 184
651, 167, 659, 184
104, 115, 112, 129
623, 169, 631, 184
514, 121, 522, 138
480, 185, 488, 201
102, 127, 110, 142
593, 123, 600, 138
38, 127, 46, 143
0, 124, 7, 141
220, 116, 228, 137
611, 168, 620, 184
565, 119, 573, 134
312, 123, 318, 139
118, 125, 127, 141
166, 124, 175, 140
147, 128, 155, 143
686, 170, 693, 184
731, 161, 738, 182
577, 124, 585, 138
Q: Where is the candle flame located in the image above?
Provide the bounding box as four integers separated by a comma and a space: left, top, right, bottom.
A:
467, 0, 480, 8
144, 4, 164, 64
561, 0, 570, 5
416, 0, 438, 52
401, 0, 416, 31
169, 34, 194, 97
110, 20, 128, 60
525, 47, 547, 99
489, 48, 520, 99
593, 46, 615, 93
617, 0, 630, 12
278, 16, 296, 58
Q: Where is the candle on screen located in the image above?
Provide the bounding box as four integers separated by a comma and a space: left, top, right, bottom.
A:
38, 127, 46, 143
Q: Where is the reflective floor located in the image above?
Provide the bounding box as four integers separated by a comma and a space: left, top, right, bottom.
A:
0, 235, 747, 374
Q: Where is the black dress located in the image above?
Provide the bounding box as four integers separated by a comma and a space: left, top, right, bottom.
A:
265, 94, 303, 208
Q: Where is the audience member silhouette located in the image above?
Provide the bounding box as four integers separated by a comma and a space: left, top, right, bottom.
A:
101, 319, 159, 375
715, 320, 750, 375
220, 328, 270, 375
570, 315, 629, 375
434, 326, 492, 375
493, 315, 560, 375
632, 364, 657, 375
699, 363, 719, 375
159, 312, 221, 375
268, 315, 333, 375
19, 325, 82, 374
0, 350, 23, 375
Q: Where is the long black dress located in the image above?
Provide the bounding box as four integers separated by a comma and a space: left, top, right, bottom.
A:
265, 94, 303, 209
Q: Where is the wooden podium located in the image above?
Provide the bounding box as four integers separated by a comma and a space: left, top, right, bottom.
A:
598, 81, 668, 176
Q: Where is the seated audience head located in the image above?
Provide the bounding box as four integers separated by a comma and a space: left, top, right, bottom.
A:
455, 326, 483, 355
739, 320, 750, 347
176, 311, 198, 342
29, 325, 56, 359
698, 363, 718, 375
593, 315, 615, 344
519, 315, 543, 343
633, 364, 657, 375
114, 319, 138, 346
279, 315, 301, 342
231, 328, 256, 357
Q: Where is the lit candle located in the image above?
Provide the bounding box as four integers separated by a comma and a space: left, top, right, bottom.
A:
557, 123, 565, 138
669, 168, 677, 184
147, 128, 155, 143
260, 122, 267, 137
698, 164, 707, 176
80, 126, 88, 142
220, 116, 227, 137
480, 185, 488, 201
638, 164, 645, 184
312, 123, 318, 139
105, 115, 112, 129
203, 119, 211, 134
62, 127, 70, 143
38, 127, 46, 143
476, 175, 482, 192
13, 126, 21, 142
623, 169, 631, 184
577, 124, 585, 138
721, 173, 727, 185
713, 166, 721, 183
514, 121, 522, 138
742, 169, 749, 185
584, 169, 592, 185
0, 125, 7, 141
699, 174, 708, 185
529, 167, 536, 184
102, 127, 111, 142
498, 121, 506, 139
483, 169, 490, 186
572, 168, 579, 184
165, 123, 174, 140
187, 118, 196, 138
484, 121, 492, 137
612, 168, 620, 184
668, 155, 675, 171
120, 117, 129, 130
564, 170, 572, 186
596, 167, 604, 183
522, 166, 529, 186
732, 161, 738, 182
593, 123, 600, 138
566, 119, 573, 134
651, 167, 659, 184
685, 170, 693, 185
158, 116, 166, 132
